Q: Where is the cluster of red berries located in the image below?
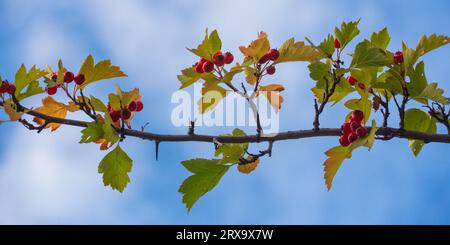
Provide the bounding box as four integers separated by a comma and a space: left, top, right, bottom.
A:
0, 81, 16, 95
339, 110, 368, 147
46, 71, 86, 95
108, 100, 144, 123
393, 51, 403, 64
258, 48, 279, 75
194, 51, 234, 74
346, 75, 366, 90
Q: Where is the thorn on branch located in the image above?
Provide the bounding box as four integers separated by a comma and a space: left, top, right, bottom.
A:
141, 122, 150, 132
188, 120, 195, 135
155, 140, 160, 161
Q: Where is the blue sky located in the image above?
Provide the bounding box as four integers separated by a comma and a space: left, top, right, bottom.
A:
1, 0, 450, 224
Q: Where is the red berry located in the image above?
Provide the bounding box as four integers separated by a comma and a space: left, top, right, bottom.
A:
347, 76, 357, 86
394, 51, 404, 64
357, 83, 366, 90
6, 84, 16, 94
223, 52, 234, 64
128, 101, 137, 111
199, 58, 208, 64
356, 126, 368, 138
51, 73, 58, 82
194, 62, 204, 73
135, 101, 144, 112
213, 51, 225, 66
348, 132, 358, 143
341, 122, 352, 135
334, 37, 341, 49
0, 83, 7, 93
202, 61, 214, 73
74, 73, 85, 85
45, 86, 58, 95
110, 110, 121, 122
122, 109, 132, 120
258, 54, 270, 64
267, 49, 280, 61
64, 71, 74, 83
266, 65, 276, 75
351, 110, 364, 122
350, 121, 361, 132
339, 135, 350, 147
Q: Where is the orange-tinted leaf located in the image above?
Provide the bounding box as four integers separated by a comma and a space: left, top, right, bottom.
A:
33, 96, 73, 131
3, 102, 23, 121
238, 158, 260, 174
258, 84, 285, 112
239, 31, 270, 59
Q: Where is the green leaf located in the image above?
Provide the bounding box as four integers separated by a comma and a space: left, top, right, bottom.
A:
108, 93, 121, 111
98, 144, 133, 192
103, 113, 120, 144
415, 34, 450, 58
78, 54, 127, 89
370, 27, 390, 50
177, 67, 217, 89
274, 38, 320, 64
305, 34, 334, 58
351, 40, 390, 68
179, 158, 230, 212
308, 61, 331, 84
406, 61, 428, 97
221, 65, 244, 83
187, 29, 221, 60
311, 76, 354, 105
372, 67, 403, 95
413, 83, 449, 105
334, 19, 360, 49
89, 95, 107, 112
80, 123, 104, 143
14, 65, 48, 98
15, 80, 44, 101
344, 97, 372, 122
215, 128, 248, 164
404, 109, 437, 156
208, 30, 222, 54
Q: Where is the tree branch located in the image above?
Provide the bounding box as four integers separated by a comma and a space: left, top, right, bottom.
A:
3, 101, 450, 144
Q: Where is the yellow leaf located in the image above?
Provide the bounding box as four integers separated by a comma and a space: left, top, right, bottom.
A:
33, 96, 73, 131
116, 85, 140, 106
3, 102, 23, 121
258, 84, 285, 112
67, 101, 80, 112
238, 158, 260, 174
274, 38, 321, 64
244, 67, 257, 85
197, 82, 227, 113
78, 54, 127, 89
323, 146, 351, 191
324, 120, 377, 190
239, 31, 270, 59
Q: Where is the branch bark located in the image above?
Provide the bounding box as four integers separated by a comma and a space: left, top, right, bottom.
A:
3, 101, 450, 144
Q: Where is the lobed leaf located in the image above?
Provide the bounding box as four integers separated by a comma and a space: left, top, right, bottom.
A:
404, 109, 437, 156
179, 158, 230, 212
98, 144, 133, 192
78, 54, 127, 89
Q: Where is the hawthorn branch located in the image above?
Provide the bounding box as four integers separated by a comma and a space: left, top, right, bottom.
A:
313, 71, 342, 131
3, 101, 450, 145
426, 102, 450, 134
